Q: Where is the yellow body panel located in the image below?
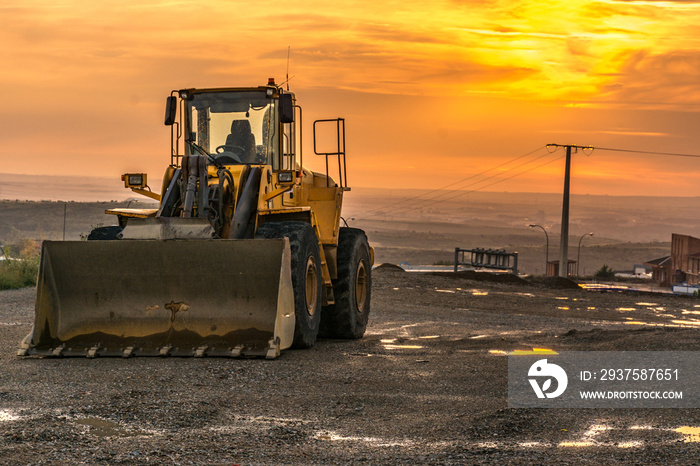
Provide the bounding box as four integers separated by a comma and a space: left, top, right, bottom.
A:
105, 208, 158, 218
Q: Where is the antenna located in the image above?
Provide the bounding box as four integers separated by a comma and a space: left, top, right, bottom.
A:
286, 46, 290, 91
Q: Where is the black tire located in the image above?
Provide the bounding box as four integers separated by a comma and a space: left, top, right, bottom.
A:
256, 221, 322, 348
319, 228, 371, 339
87, 225, 123, 240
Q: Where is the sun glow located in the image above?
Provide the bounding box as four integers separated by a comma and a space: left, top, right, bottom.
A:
2, 0, 700, 195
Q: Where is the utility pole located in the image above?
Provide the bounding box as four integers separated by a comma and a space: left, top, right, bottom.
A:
559, 145, 572, 278
548, 144, 592, 278
63, 202, 67, 241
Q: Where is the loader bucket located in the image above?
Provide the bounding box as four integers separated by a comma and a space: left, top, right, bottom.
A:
19, 239, 295, 358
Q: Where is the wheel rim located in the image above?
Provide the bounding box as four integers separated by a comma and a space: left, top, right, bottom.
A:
305, 255, 318, 315
355, 260, 368, 312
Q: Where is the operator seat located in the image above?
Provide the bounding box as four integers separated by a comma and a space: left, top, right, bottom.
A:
225, 120, 256, 162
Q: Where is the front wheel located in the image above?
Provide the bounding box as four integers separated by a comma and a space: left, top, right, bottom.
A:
256, 222, 322, 348
319, 228, 372, 339
87, 225, 123, 240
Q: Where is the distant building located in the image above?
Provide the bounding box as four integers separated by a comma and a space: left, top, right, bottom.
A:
633, 264, 652, 276
671, 233, 700, 285
547, 259, 576, 278
645, 233, 700, 287
645, 256, 671, 286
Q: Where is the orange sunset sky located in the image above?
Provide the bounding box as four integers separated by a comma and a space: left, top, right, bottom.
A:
4, 0, 700, 197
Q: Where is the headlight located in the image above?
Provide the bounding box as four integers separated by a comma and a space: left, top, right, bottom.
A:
277, 171, 294, 183
122, 173, 147, 188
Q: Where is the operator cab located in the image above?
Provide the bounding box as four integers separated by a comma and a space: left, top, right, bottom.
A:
164, 80, 299, 175
184, 89, 280, 166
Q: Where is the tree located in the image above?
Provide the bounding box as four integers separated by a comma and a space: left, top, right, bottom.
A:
594, 264, 615, 280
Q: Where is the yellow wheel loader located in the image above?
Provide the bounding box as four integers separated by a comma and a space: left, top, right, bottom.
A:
19, 79, 373, 359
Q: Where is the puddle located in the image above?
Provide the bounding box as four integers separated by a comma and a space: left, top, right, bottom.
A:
616, 307, 637, 312
559, 424, 609, 448
476, 441, 498, 448
557, 307, 570, 310
587, 307, 596, 310
624, 321, 672, 327
0, 410, 20, 422
682, 310, 700, 316
624, 321, 686, 328
559, 425, 700, 448
312, 424, 700, 448
672, 319, 700, 326
616, 441, 644, 448
470, 334, 489, 339
417, 335, 439, 339
74, 417, 137, 438
489, 348, 557, 356
555, 297, 569, 300
559, 441, 595, 447
434, 289, 456, 294
314, 431, 413, 447
384, 344, 424, 350
676, 426, 700, 442
518, 442, 543, 448
509, 348, 557, 355
636, 302, 658, 306
472, 291, 489, 296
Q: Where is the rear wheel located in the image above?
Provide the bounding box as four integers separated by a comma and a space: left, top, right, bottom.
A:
256, 222, 322, 348
320, 228, 372, 339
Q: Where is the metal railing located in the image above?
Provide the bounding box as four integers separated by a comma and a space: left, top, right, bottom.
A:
313, 118, 347, 188
454, 247, 518, 274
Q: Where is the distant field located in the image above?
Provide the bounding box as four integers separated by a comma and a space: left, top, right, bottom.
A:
0, 173, 129, 202
355, 218, 669, 277
0, 200, 156, 242
0, 190, 681, 276
340, 188, 695, 275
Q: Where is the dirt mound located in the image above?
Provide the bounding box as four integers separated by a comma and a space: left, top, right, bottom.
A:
373, 263, 406, 273
432, 270, 530, 285
542, 276, 582, 289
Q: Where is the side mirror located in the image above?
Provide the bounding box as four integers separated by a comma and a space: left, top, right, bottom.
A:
279, 93, 294, 123
164, 96, 177, 125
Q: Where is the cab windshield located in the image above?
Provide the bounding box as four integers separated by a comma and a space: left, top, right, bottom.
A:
185, 90, 278, 166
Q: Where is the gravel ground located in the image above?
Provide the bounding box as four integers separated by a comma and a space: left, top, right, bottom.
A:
1, 268, 700, 464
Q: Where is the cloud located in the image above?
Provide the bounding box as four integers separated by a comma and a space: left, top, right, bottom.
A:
606, 0, 700, 4
600, 49, 700, 108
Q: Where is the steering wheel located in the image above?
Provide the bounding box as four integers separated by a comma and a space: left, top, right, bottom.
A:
215, 145, 244, 163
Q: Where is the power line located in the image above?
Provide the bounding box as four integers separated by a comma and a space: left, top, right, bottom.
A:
379, 149, 555, 215
397, 154, 566, 211
591, 146, 700, 159
362, 142, 700, 220
364, 145, 548, 215
371, 152, 565, 218
547, 143, 700, 159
